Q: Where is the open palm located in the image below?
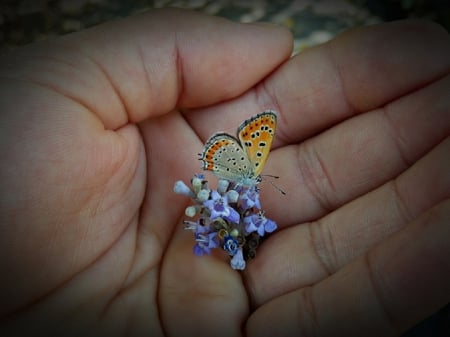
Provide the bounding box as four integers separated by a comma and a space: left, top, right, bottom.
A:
1, 9, 449, 337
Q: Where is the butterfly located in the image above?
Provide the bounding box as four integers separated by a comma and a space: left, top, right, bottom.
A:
199, 110, 277, 186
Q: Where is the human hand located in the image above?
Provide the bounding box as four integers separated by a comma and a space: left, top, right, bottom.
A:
239, 19, 450, 337
0, 7, 449, 337
0, 8, 291, 336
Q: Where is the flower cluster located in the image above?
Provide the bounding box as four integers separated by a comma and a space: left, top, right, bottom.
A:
173, 174, 277, 270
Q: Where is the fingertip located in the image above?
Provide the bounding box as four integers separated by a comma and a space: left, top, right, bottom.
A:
53, 8, 294, 126
331, 18, 450, 112
175, 16, 294, 108
243, 21, 294, 45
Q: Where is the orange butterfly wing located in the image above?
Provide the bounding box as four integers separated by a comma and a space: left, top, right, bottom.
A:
237, 111, 277, 176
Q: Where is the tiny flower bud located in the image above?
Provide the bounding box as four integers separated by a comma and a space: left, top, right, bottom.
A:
197, 189, 210, 202
191, 176, 203, 193
173, 180, 195, 197
226, 190, 239, 203
217, 179, 230, 194
230, 228, 239, 237
185, 206, 197, 217
246, 248, 256, 260
218, 229, 228, 239
236, 234, 245, 245
248, 236, 259, 249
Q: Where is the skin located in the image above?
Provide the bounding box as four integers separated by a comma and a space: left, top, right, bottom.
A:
0, 7, 449, 337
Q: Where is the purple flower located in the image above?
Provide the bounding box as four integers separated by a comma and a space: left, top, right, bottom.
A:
240, 185, 261, 210
193, 227, 219, 256
223, 235, 239, 256
230, 248, 246, 270
184, 219, 218, 255
194, 173, 204, 180
183, 220, 199, 231
244, 212, 277, 236
184, 217, 209, 231
176, 173, 280, 270
203, 190, 240, 223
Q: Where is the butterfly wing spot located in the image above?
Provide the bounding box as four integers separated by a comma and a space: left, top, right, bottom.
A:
200, 133, 255, 182
200, 111, 277, 184
237, 111, 277, 177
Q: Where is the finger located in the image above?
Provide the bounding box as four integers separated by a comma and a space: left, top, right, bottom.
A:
141, 113, 249, 336
186, 20, 450, 229
1, 8, 292, 129
159, 223, 248, 337
0, 81, 146, 315
0, 7, 291, 315
246, 200, 450, 337
262, 74, 450, 225
246, 135, 450, 306
138, 112, 249, 335
189, 20, 450, 143
271, 19, 450, 143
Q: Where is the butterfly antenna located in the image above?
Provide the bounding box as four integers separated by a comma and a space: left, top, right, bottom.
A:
261, 175, 286, 195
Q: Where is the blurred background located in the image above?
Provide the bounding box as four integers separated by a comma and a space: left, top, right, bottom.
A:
1, 0, 449, 51
0, 0, 449, 336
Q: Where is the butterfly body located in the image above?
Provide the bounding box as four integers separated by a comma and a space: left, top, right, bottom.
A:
200, 111, 277, 186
